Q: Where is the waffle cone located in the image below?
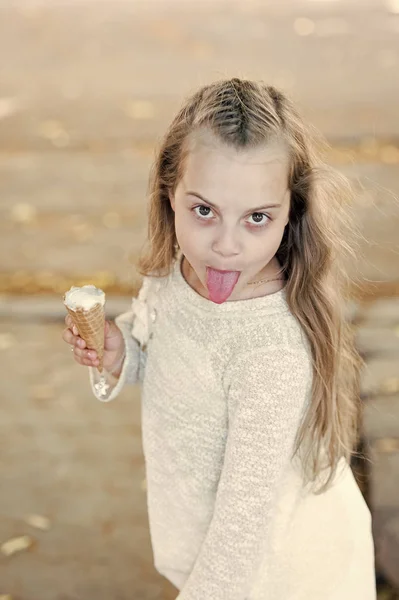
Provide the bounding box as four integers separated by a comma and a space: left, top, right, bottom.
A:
65, 302, 105, 372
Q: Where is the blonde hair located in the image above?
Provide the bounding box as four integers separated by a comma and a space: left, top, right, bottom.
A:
137, 78, 365, 494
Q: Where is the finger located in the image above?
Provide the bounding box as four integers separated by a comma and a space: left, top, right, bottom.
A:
75, 347, 97, 361
64, 316, 79, 339
85, 349, 97, 360
70, 346, 81, 363
71, 347, 86, 365
78, 350, 99, 366
73, 345, 83, 359
75, 336, 86, 349
81, 356, 100, 367
62, 327, 75, 344
65, 314, 73, 327
62, 328, 86, 349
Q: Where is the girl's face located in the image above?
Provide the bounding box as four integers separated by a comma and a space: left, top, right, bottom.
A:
169, 135, 291, 302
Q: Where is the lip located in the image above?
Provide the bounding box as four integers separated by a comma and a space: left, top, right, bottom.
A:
207, 266, 241, 274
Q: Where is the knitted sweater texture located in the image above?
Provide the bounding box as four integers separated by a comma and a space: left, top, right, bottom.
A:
89, 250, 376, 600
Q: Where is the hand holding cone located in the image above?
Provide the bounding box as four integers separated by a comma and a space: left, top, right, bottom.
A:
63, 285, 106, 373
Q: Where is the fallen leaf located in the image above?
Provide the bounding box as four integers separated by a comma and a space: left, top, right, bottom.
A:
36, 271, 56, 287
0, 594, 13, 600
37, 119, 67, 141
385, 0, 399, 14
101, 520, 115, 536
360, 137, 379, 158
12, 271, 32, 288
0, 96, 23, 119
0, 333, 17, 351
31, 385, 55, 401
20, 244, 38, 261
24, 514, 51, 531
190, 42, 213, 59
293, 17, 315, 36
380, 378, 399, 394
381, 145, 399, 164
373, 438, 399, 453
102, 212, 121, 229
71, 222, 94, 242
1, 535, 34, 557
124, 100, 155, 120
10, 203, 37, 224
313, 17, 350, 38
95, 271, 116, 288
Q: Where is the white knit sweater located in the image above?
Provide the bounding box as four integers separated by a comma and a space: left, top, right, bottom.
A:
89, 250, 376, 600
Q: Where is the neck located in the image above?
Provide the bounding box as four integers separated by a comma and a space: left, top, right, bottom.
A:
247, 258, 283, 284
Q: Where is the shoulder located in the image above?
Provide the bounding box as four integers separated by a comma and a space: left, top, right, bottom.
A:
225, 308, 311, 360
222, 345, 313, 433
130, 275, 167, 348
131, 272, 170, 310
223, 341, 313, 398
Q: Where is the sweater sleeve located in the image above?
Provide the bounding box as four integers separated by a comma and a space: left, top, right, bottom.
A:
88, 309, 147, 403
176, 346, 312, 600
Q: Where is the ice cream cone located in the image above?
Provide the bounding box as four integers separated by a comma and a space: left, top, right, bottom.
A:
65, 302, 105, 372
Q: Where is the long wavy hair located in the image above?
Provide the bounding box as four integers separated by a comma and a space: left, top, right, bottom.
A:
137, 78, 365, 494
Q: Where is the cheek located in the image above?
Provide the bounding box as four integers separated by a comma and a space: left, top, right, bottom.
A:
177, 212, 208, 239
251, 227, 284, 258
174, 213, 204, 251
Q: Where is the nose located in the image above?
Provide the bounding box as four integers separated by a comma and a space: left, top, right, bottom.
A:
212, 228, 241, 259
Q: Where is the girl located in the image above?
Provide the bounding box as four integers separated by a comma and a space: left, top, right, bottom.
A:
63, 78, 376, 599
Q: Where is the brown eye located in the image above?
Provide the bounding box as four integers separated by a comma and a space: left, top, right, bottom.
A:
193, 205, 270, 229
247, 212, 270, 227
193, 205, 213, 219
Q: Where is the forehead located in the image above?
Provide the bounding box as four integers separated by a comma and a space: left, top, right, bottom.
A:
182, 133, 290, 200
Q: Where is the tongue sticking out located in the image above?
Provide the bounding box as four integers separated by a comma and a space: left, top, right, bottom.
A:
206, 268, 241, 304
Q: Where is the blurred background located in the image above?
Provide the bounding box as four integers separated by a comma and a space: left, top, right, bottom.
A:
0, 0, 399, 598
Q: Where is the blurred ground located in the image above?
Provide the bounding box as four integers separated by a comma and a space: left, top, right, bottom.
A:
0, 0, 399, 598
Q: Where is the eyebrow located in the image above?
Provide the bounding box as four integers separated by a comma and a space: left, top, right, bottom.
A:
185, 191, 282, 213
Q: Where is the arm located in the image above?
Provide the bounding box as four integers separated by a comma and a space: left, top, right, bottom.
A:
89, 309, 147, 403
176, 346, 312, 600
